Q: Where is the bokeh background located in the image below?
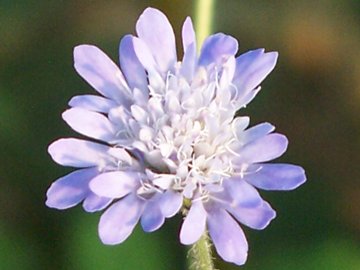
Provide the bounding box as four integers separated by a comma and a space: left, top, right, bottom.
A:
1, 0, 359, 269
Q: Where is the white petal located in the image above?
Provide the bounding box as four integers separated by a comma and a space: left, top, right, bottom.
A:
99, 194, 144, 245
62, 108, 117, 142
89, 171, 140, 198
48, 138, 110, 167
68, 95, 117, 113
180, 201, 207, 245
136, 7, 176, 74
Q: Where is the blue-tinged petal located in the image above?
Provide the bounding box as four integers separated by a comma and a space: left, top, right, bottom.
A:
119, 35, 148, 93
73, 45, 132, 106
159, 190, 183, 218
233, 133, 288, 164
233, 49, 278, 96
98, 194, 144, 245
198, 33, 238, 67
180, 43, 197, 82
180, 200, 206, 245
232, 117, 250, 135
207, 208, 248, 265
223, 178, 262, 208
62, 108, 117, 143
245, 164, 306, 190
46, 168, 98, 209
68, 95, 117, 113
235, 86, 261, 108
237, 122, 275, 144
132, 37, 165, 90
89, 171, 140, 199
48, 138, 110, 167
226, 200, 276, 230
136, 7, 176, 74
140, 201, 165, 232
182, 17, 196, 53
82, 193, 112, 212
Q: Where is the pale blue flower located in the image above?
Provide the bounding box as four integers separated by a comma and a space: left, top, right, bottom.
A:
46, 7, 306, 265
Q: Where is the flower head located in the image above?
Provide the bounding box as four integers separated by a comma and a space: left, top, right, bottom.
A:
46, 7, 306, 265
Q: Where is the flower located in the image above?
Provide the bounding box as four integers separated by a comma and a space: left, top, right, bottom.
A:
46, 7, 306, 266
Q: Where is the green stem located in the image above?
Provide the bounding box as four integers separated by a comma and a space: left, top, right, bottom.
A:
194, 0, 215, 52
188, 231, 215, 270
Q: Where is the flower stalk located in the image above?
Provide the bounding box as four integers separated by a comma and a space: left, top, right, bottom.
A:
188, 232, 215, 270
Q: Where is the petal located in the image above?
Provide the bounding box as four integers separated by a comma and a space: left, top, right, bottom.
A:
159, 190, 183, 218
233, 133, 288, 164
136, 8, 176, 74
207, 208, 248, 265
180, 201, 206, 245
83, 193, 112, 212
232, 116, 250, 134
132, 37, 165, 90
46, 168, 98, 209
233, 49, 278, 95
48, 138, 110, 167
245, 164, 306, 190
62, 108, 117, 142
140, 201, 165, 232
68, 95, 117, 113
98, 194, 144, 245
119, 35, 148, 93
223, 178, 262, 207
226, 200, 276, 230
237, 122, 275, 144
198, 33, 238, 67
182, 17, 196, 53
73, 45, 131, 105
89, 171, 140, 198
180, 43, 197, 82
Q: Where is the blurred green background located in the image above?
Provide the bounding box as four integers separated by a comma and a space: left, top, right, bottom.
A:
0, 0, 359, 269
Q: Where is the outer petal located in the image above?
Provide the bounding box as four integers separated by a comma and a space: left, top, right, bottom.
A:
136, 7, 176, 74
140, 201, 165, 232
180, 43, 197, 82
233, 49, 278, 95
98, 194, 144, 245
226, 201, 276, 230
89, 171, 140, 198
198, 33, 238, 67
233, 133, 288, 164
180, 200, 206, 245
245, 164, 306, 190
74, 45, 131, 106
119, 35, 148, 93
48, 138, 110, 168
69, 95, 117, 113
182, 17, 196, 53
207, 208, 248, 265
236, 122, 275, 144
232, 116, 250, 135
83, 193, 112, 212
159, 190, 183, 218
46, 168, 98, 209
223, 178, 262, 208
62, 108, 117, 142
132, 37, 165, 91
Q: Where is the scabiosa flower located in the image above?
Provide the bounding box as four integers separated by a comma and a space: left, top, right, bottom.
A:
46, 7, 306, 266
